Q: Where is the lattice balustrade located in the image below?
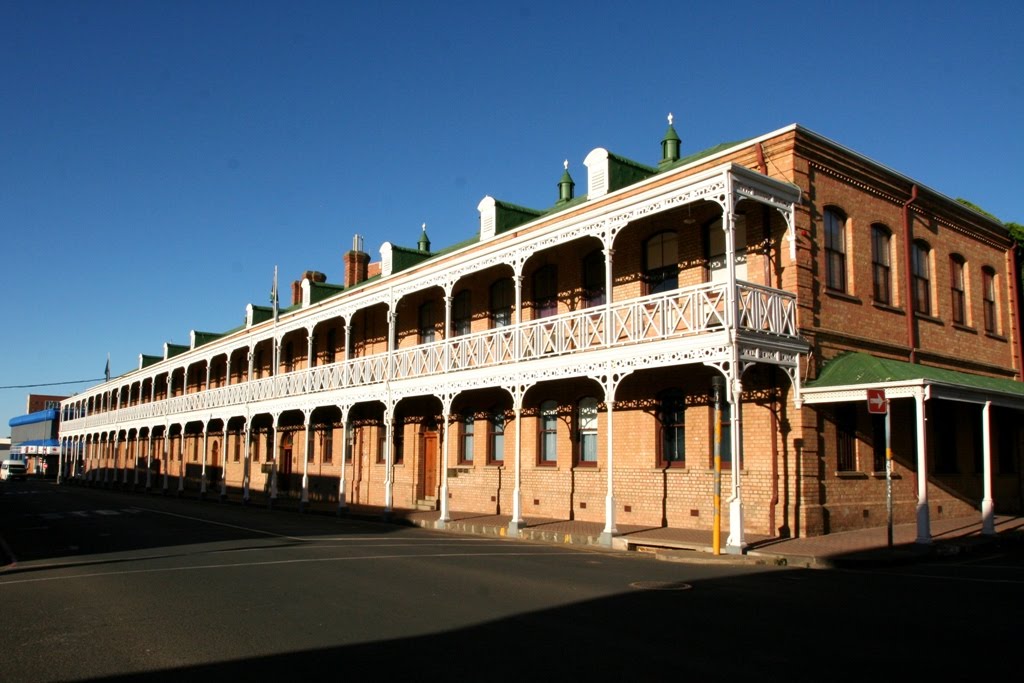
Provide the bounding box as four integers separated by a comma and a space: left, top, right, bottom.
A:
62, 283, 799, 429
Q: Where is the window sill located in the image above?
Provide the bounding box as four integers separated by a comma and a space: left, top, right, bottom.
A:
952, 322, 977, 334
485, 462, 505, 468
914, 312, 944, 326
985, 332, 1007, 343
825, 289, 862, 304
835, 471, 868, 479
870, 471, 902, 479
871, 301, 904, 315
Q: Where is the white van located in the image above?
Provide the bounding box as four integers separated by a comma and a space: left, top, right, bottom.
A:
0, 459, 27, 481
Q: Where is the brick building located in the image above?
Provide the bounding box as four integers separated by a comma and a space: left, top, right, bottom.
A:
10, 394, 66, 476
58, 121, 1024, 548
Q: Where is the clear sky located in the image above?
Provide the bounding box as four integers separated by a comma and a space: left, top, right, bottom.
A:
2, 0, 1021, 434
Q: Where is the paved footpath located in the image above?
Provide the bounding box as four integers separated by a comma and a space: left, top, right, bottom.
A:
17, 479, 1023, 570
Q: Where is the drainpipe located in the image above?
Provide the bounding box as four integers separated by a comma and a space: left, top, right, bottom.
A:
902, 185, 920, 364
1008, 243, 1023, 381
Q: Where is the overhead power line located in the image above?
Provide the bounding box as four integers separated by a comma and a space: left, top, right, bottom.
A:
0, 378, 105, 390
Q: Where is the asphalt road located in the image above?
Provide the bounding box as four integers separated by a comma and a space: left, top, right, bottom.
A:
2, 479, 1022, 682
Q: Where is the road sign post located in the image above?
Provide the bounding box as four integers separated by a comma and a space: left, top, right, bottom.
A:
867, 389, 893, 546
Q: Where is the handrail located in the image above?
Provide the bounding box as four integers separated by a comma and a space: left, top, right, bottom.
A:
63, 282, 798, 428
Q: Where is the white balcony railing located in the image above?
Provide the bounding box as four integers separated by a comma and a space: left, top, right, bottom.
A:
66, 281, 798, 428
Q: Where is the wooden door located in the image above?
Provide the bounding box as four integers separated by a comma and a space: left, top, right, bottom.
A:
421, 431, 438, 498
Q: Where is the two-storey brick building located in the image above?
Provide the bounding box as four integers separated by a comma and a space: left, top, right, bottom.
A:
58, 120, 1024, 548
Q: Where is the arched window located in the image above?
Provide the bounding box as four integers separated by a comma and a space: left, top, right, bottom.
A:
283, 341, 294, 373
658, 390, 685, 466
950, 254, 967, 325
644, 231, 679, 294
538, 400, 558, 465
418, 301, 435, 344
824, 207, 847, 293
532, 265, 558, 318
325, 328, 337, 364
488, 412, 505, 464
577, 397, 598, 465
490, 279, 513, 328
706, 215, 747, 284
912, 240, 932, 315
871, 224, 892, 305
582, 249, 606, 307
459, 415, 474, 464
982, 266, 998, 333
452, 289, 471, 336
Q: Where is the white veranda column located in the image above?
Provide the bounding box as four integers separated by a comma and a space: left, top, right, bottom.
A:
145, 430, 153, 491
200, 422, 209, 497
438, 395, 453, 525
600, 383, 618, 545
270, 417, 279, 503
177, 430, 185, 494
383, 409, 394, 512
242, 419, 252, 503
914, 389, 931, 544
301, 410, 312, 511
981, 401, 995, 535
508, 385, 526, 536
337, 405, 351, 512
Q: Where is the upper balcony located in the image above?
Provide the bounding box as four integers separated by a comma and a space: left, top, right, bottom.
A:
64, 280, 800, 430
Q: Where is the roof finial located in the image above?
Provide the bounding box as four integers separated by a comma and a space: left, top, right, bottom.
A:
418, 223, 431, 252
557, 159, 575, 204
660, 112, 681, 167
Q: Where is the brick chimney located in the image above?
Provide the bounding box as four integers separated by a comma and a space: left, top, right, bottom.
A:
344, 234, 370, 287
291, 271, 326, 305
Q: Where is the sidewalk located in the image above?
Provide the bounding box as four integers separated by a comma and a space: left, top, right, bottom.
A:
66, 479, 1024, 569
392, 509, 1024, 568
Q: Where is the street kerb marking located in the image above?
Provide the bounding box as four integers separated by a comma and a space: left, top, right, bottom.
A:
132, 506, 307, 541
132, 507, 525, 545
0, 550, 587, 586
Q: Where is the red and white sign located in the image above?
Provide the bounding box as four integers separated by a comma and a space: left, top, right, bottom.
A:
866, 388, 888, 414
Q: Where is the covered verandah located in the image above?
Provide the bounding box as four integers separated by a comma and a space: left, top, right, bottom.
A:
800, 352, 1024, 543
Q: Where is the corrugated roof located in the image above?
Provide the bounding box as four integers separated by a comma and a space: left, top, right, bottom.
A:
808, 352, 1024, 397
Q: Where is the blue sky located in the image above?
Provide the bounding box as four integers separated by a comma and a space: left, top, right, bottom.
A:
2, 0, 1022, 433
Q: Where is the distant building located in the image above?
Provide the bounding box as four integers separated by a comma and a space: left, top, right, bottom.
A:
58, 121, 1023, 546
0, 437, 11, 462
10, 394, 66, 476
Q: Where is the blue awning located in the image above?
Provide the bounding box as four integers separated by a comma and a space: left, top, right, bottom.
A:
9, 409, 59, 428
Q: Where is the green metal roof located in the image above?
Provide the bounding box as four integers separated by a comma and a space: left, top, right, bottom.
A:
250, 306, 274, 325
389, 243, 433, 273
165, 343, 189, 359
308, 281, 346, 305
657, 139, 751, 174
192, 331, 224, 348
808, 352, 1024, 397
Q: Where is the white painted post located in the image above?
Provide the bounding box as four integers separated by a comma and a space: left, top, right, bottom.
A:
200, 423, 209, 498
914, 389, 931, 544
981, 401, 995, 535
301, 411, 311, 511
600, 375, 618, 546
508, 395, 524, 536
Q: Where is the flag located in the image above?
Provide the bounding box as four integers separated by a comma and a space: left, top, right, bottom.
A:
270, 265, 279, 322
104, 353, 110, 382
